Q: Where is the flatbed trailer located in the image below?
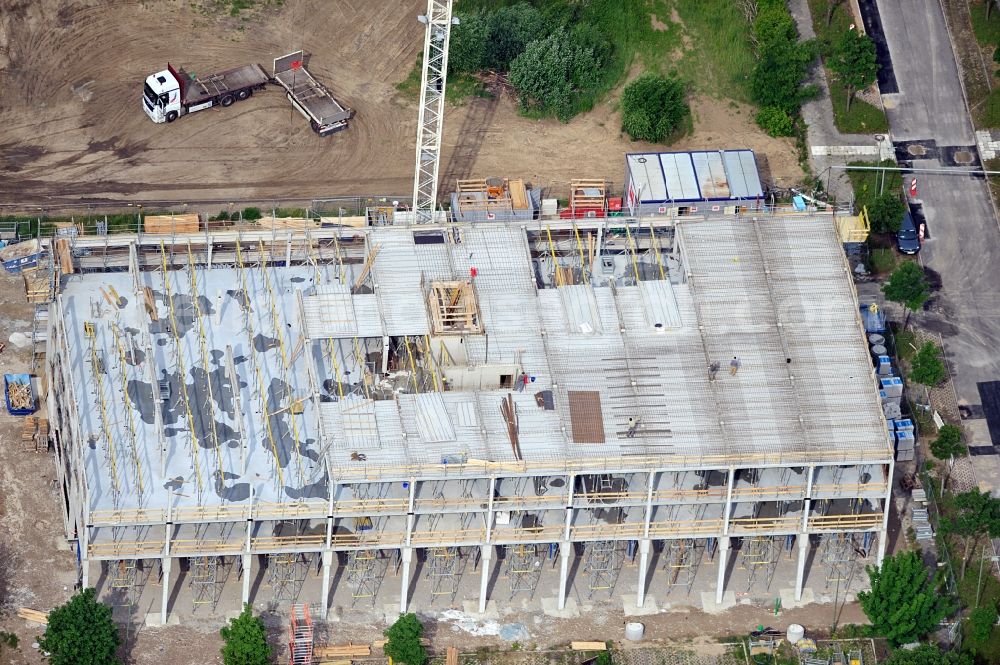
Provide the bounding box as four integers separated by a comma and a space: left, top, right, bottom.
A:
172, 62, 270, 107
272, 51, 353, 136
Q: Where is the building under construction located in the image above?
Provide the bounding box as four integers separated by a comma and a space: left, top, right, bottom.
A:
42, 212, 892, 623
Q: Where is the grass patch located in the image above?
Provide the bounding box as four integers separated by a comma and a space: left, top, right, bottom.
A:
446, 72, 491, 105
970, 0, 1000, 48
846, 159, 902, 210
869, 247, 897, 275
672, 0, 755, 100
829, 79, 890, 133
197, 0, 283, 17
893, 326, 917, 362
807, 0, 854, 54
395, 55, 423, 99
981, 86, 1000, 127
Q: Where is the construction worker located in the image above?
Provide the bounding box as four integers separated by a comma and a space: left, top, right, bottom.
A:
729, 356, 741, 376
708, 361, 720, 380
626, 417, 639, 438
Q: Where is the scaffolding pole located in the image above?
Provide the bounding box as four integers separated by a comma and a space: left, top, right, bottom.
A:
190, 556, 224, 610
428, 546, 466, 603
506, 543, 543, 600
584, 540, 625, 599
267, 552, 310, 604
739, 535, 780, 592
84, 322, 121, 503
107, 558, 138, 608
662, 538, 704, 596
346, 549, 386, 606
820, 533, 861, 590
110, 324, 145, 501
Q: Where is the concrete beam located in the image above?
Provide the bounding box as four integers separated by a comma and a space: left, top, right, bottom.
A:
795, 536, 808, 601
399, 547, 413, 614
715, 537, 730, 605
636, 539, 651, 607
160, 557, 172, 625
557, 543, 571, 610
478, 545, 493, 614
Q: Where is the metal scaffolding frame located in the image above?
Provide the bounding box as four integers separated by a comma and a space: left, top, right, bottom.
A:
346, 549, 387, 606
267, 552, 311, 603
106, 559, 140, 608
428, 546, 467, 603
739, 535, 779, 592
505, 543, 543, 599
819, 532, 869, 591
662, 538, 704, 595
584, 540, 626, 599
190, 556, 225, 610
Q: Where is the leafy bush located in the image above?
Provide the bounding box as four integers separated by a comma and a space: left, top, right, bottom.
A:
931, 424, 965, 460
484, 3, 546, 71
881, 644, 971, 665
39, 588, 121, 665
241, 207, 262, 221
866, 193, 907, 234
858, 550, 954, 645
755, 106, 795, 137
965, 603, 998, 652
620, 74, 689, 142
509, 29, 601, 122
749, 0, 817, 115
869, 247, 897, 274
882, 261, 929, 312
220, 604, 270, 665
384, 613, 426, 665
909, 341, 947, 387
449, 12, 490, 73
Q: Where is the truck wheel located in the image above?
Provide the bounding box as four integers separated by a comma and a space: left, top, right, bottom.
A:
221, 95, 234, 107
236, 89, 250, 101
166, 111, 178, 123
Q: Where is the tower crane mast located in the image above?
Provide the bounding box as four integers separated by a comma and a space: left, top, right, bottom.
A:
411, 0, 455, 224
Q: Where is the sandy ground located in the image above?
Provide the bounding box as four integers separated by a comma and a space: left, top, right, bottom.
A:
0, 0, 803, 207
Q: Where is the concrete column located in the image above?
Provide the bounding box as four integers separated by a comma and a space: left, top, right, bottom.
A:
81, 558, 90, 588
635, 538, 651, 608
795, 536, 808, 601
160, 557, 172, 625
876, 529, 888, 566
241, 554, 252, 606
715, 537, 729, 605
557, 543, 571, 610
478, 545, 493, 613
399, 547, 413, 614
320, 551, 334, 619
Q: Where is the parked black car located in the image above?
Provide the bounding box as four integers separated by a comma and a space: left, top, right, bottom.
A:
896, 210, 921, 254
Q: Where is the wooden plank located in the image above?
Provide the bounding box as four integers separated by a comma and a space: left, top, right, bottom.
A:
143, 214, 200, 234
571, 642, 607, 651
17, 608, 49, 625
257, 216, 318, 230
313, 644, 371, 658
143, 287, 159, 322
446, 646, 459, 665
509, 178, 528, 210
320, 215, 367, 228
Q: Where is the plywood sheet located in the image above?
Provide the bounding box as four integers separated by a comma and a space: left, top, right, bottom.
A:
567, 390, 604, 443
143, 214, 200, 234
509, 178, 529, 210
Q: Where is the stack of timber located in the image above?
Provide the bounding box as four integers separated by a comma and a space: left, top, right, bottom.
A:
7, 381, 32, 411
143, 214, 200, 234
17, 608, 48, 625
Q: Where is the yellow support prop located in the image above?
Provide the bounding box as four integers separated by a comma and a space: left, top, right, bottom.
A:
624, 223, 641, 284
111, 324, 144, 496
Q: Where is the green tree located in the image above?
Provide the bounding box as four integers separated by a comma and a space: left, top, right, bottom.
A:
484, 3, 546, 71
942, 488, 1000, 578
830, 28, 878, 112
930, 423, 965, 461
965, 603, 998, 653
509, 29, 600, 122
620, 74, 689, 143
750, 40, 818, 114
755, 106, 795, 137
384, 613, 426, 665
882, 261, 929, 324
866, 193, 907, 234
882, 644, 971, 665
909, 341, 947, 387
39, 588, 121, 665
448, 12, 489, 73
857, 550, 954, 646
220, 604, 271, 665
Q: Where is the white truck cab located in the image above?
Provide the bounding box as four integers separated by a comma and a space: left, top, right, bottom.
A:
142, 69, 181, 123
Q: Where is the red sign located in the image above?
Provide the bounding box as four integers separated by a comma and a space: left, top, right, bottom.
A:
909, 178, 918, 197
291, 60, 302, 70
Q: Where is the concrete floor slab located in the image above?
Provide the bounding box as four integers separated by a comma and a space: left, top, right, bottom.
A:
540, 596, 580, 618
143, 613, 180, 627
621, 594, 659, 616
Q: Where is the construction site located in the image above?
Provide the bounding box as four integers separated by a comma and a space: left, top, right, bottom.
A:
30, 199, 892, 626
0, 1, 898, 660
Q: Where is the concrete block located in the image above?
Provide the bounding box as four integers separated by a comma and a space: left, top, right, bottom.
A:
462, 599, 499, 619
700, 590, 737, 614
621, 594, 659, 616
540, 596, 580, 618
778, 586, 816, 609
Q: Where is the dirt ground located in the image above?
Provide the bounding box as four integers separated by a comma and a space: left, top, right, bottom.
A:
0, 0, 803, 207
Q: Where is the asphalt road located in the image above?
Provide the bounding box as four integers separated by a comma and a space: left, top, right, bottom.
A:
874, 0, 1000, 453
